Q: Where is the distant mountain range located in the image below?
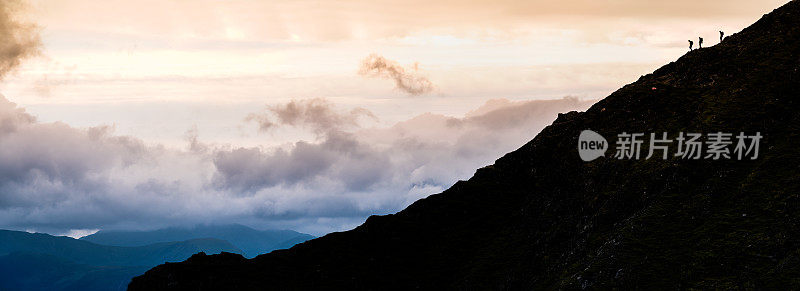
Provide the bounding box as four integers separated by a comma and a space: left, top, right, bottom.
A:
0, 224, 313, 290
80, 224, 314, 258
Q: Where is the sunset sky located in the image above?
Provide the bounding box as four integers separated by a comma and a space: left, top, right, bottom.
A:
0, 0, 788, 237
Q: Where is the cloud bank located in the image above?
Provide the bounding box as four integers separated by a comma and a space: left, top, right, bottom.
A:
359, 54, 434, 95
0, 95, 593, 235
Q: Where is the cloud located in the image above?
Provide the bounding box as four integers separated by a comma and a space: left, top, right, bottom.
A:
217, 96, 594, 201
0, 0, 40, 79
359, 54, 434, 96
213, 131, 389, 192
0, 95, 593, 235
245, 98, 377, 134
0, 96, 149, 209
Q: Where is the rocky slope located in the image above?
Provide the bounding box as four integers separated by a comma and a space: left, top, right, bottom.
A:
130, 1, 800, 289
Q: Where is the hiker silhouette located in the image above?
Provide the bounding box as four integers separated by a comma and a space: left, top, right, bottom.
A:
720, 31, 725, 42
688, 40, 694, 51
699, 37, 704, 49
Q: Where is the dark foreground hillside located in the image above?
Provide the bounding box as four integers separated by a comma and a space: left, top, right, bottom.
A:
131, 1, 800, 289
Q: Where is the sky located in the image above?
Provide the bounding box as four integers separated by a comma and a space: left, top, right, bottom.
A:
0, 0, 789, 237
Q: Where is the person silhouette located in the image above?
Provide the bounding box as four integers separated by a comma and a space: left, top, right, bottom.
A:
720, 31, 725, 42
699, 37, 704, 49
688, 40, 694, 51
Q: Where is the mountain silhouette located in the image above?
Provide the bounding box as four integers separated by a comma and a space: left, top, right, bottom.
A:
130, 1, 800, 289
80, 224, 314, 258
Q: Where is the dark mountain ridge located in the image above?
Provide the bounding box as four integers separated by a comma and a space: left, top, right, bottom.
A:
0, 229, 241, 266
80, 224, 314, 258
0, 229, 242, 291
0, 252, 149, 291
130, 1, 800, 289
